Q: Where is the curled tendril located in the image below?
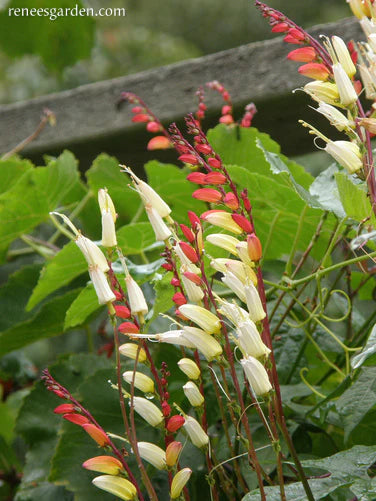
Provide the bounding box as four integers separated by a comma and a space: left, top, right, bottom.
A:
300, 368, 326, 399
321, 289, 352, 322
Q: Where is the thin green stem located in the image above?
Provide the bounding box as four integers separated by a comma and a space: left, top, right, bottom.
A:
285, 206, 307, 276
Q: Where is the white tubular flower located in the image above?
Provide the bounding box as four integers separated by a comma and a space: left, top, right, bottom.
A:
170, 468, 192, 499
236, 241, 253, 267
244, 281, 266, 323
221, 271, 247, 302
201, 210, 243, 234
360, 17, 376, 36
92, 475, 137, 500
123, 371, 155, 393
132, 397, 164, 427
368, 34, 376, 52
358, 64, 376, 100
125, 275, 148, 316
315, 102, 353, 131
145, 204, 172, 242
225, 259, 257, 285
181, 327, 223, 361
98, 188, 117, 221
210, 258, 229, 273
218, 301, 249, 327
101, 210, 117, 248
76, 235, 109, 272
89, 265, 116, 305
240, 356, 272, 396
332, 36, 356, 77
304, 81, 340, 107
183, 381, 204, 407
178, 358, 201, 380
237, 320, 271, 359
155, 330, 196, 349
137, 442, 166, 470
119, 343, 147, 362
124, 167, 171, 217
178, 304, 221, 334
325, 140, 363, 174
183, 415, 209, 448
181, 273, 204, 303
332, 63, 358, 106
206, 233, 240, 255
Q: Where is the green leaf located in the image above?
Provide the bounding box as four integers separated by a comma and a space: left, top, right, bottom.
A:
336, 172, 376, 225
309, 164, 346, 218
148, 272, 173, 324
0, 151, 80, 254
86, 154, 142, 225
0, 0, 95, 72
64, 284, 103, 329
27, 241, 86, 310
335, 366, 376, 440
351, 323, 376, 369
0, 157, 33, 195
242, 445, 376, 500
117, 222, 156, 255
0, 289, 80, 356
144, 160, 206, 223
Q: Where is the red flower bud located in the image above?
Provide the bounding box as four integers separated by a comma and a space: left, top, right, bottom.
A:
114, 290, 123, 301
223, 192, 239, 210
247, 234, 262, 261
146, 121, 162, 133
199, 103, 207, 111
207, 157, 221, 169
180, 224, 195, 243
298, 63, 330, 81
131, 106, 143, 113
231, 214, 253, 233
54, 403, 75, 414
288, 28, 305, 40
186, 172, 206, 184
188, 211, 201, 228
132, 113, 150, 123
162, 400, 171, 417
52, 389, 66, 399
171, 277, 181, 287
167, 415, 185, 433
222, 91, 230, 101
147, 136, 171, 150
192, 188, 222, 203
179, 242, 199, 263
287, 47, 316, 62
219, 114, 234, 124
183, 271, 202, 285
172, 292, 187, 306
162, 263, 173, 271
195, 143, 212, 155
82, 424, 111, 447
222, 105, 232, 114
118, 322, 140, 335
204, 172, 227, 185
179, 154, 199, 165
114, 305, 131, 319
272, 22, 289, 33
63, 413, 90, 426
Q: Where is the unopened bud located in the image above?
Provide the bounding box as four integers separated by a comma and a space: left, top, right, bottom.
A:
82, 424, 110, 447
241, 356, 273, 396
54, 403, 75, 414
98, 189, 117, 222
179, 242, 199, 263
178, 358, 201, 380
183, 415, 209, 448
223, 192, 239, 210
171, 468, 192, 499
192, 188, 222, 203
132, 397, 164, 427
123, 371, 155, 393
178, 304, 221, 334
83, 456, 123, 475
119, 343, 147, 362
332, 36, 356, 77
92, 475, 137, 500
333, 63, 358, 106
347, 0, 370, 19
114, 305, 131, 319
247, 234, 262, 261
183, 381, 204, 407
287, 47, 317, 62
204, 172, 227, 184
166, 441, 183, 467
63, 413, 90, 426
118, 322, 140, 335
147, 136, 172, 150
167, 415, 185, 433
298, 63, 330, 80
137, 442, 166, 469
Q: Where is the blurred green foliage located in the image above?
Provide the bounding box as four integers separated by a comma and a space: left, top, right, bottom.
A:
0, 0, 350, 103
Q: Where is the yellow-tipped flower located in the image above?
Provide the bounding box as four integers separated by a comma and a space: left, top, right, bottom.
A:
182, 327, 223, 361
348, 0, 370, 19
244, 281, 266, 323
221, 271, 247, 303
183, 381, 204, 407
332, 63, 358, 106
183, 415, 209, 448
125, 167, 171, 217
332, 36, 357, 77
237, 320, 271, 359
119, 343, 147, 363
92, 475, 137, 500
89, 265, 116, 305
137, 442, 166, 470
170, 468, 192, 499
240, 356, 272, 396
145, 205, 172, 242
123, 371, 155, 393
177, 358, 201, 380
178, 304, 221, 334
82, 456, 123, 475
166, 441, 183, 467
125, 275, 148, 316
132, 397, 164, 427
201, 210, 243, 234
206, 233, 240, 255
304, 81, 340, 107
325, 140, 363, 174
